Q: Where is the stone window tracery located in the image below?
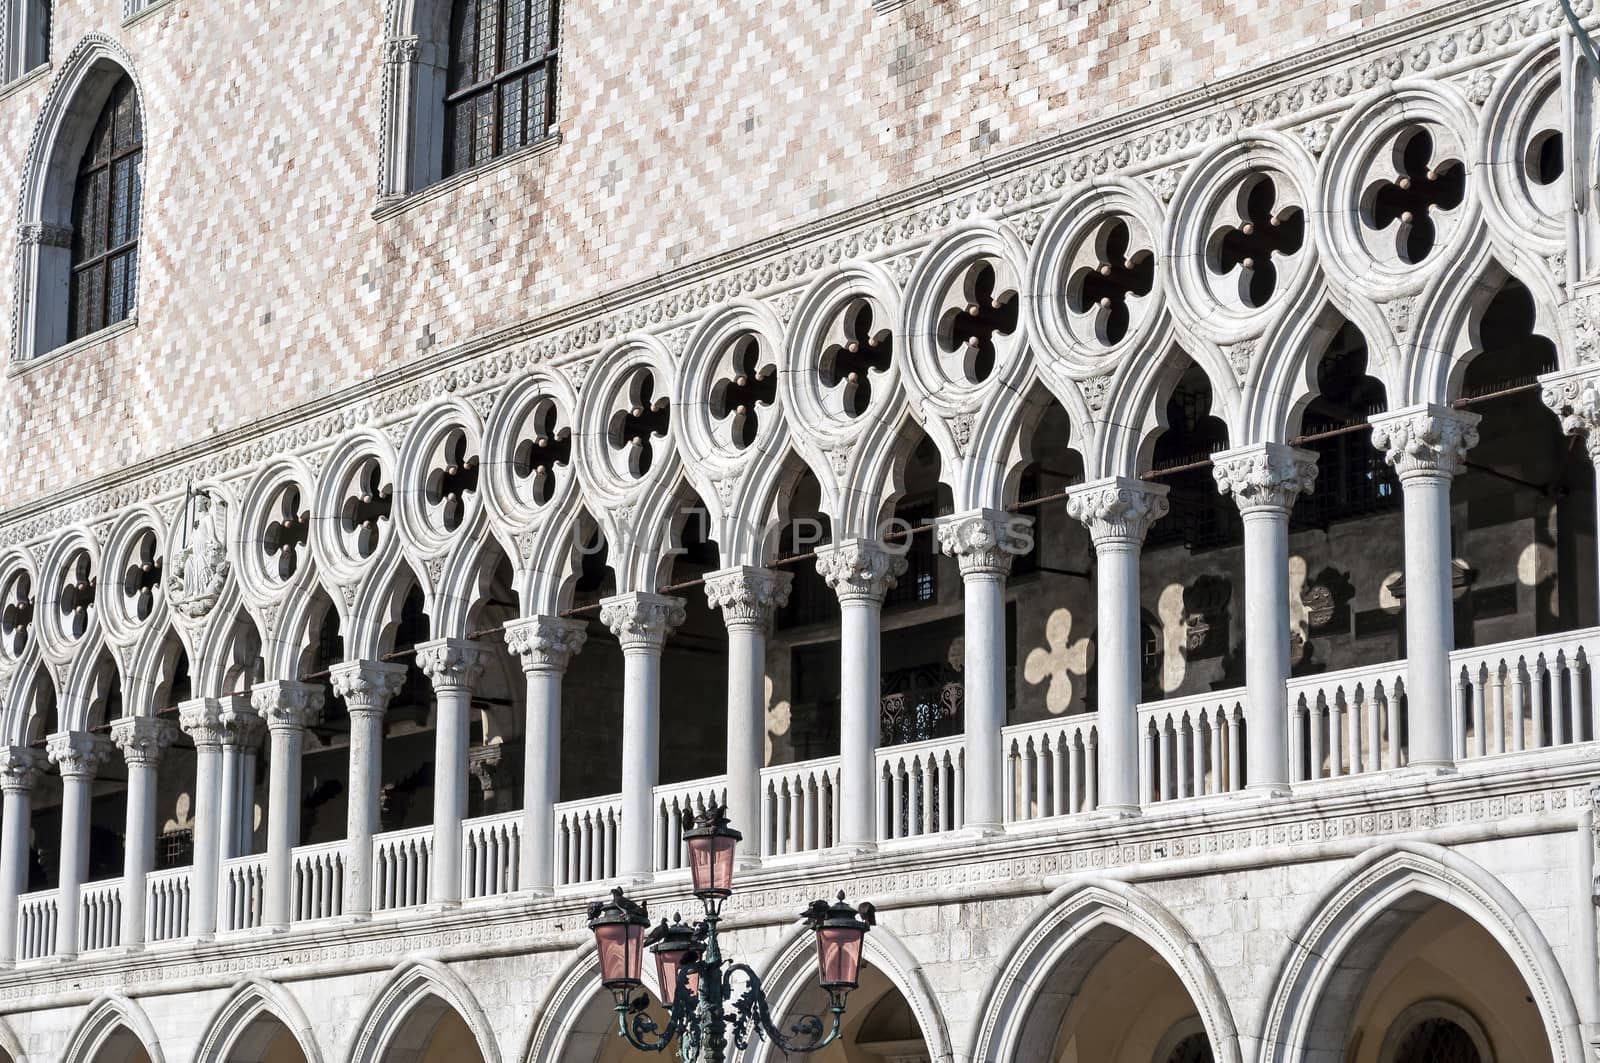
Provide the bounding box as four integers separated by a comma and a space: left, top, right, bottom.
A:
425, 429, 481, 532
1207, 174, 1304, 309
341, 458, 394, 560
444, 0, 560, 178
708, 335, 776, 450
68, 74, 141, 342
1360, 127, 1465, 265
511, 400, 571, 503
120, 528, 161, 623
1, 571, 34, 656
818, 298, 893, 418
55, 548, 94, 641
1067, 217, 1154, 346
605, 370, 671, 478
935, 259, 1018, 383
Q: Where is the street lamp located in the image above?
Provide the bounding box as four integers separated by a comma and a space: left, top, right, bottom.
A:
585, 806, 875, 1062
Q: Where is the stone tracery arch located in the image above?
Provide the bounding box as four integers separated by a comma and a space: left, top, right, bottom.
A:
347, 959, 502, 1063
194, 978, 323, 1063
60, 994, 164, 1063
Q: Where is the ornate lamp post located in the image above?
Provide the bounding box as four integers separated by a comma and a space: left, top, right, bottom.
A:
586, 807, 875, 1062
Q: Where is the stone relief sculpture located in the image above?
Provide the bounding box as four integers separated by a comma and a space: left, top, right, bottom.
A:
167, 488, 229, 619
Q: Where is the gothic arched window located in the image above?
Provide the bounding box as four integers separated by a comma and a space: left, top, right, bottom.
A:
443, 0, 559, 177
67, 74, 141, 341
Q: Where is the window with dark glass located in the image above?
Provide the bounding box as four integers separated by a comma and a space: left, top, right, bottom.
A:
445, 0, 559, 177
68, 75, 141, 342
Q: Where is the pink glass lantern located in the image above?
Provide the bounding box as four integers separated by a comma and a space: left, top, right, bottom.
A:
647, 915, 701, 1004
802, 892, 875, 991
683, 805, 742, 899
587, 888, 650, 991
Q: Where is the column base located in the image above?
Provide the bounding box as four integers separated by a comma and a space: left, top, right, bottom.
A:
837, 841, 879, 857
1088, 803, 1142, 820
734, 854, 763, 872
516, 886, 556, 900
1394, 761, 1457, 778
1244, 783, 1293, 800
961, 820, 1004, 838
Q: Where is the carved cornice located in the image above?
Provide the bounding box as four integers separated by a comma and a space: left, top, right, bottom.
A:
1369, 404, 1482, 481
815, 540, 908, 605
178, 698, 224, 750
935, 510, 1034, 578
702, 567, 794, 632
1064, 479, 1170, 547
503, 616, 588, 674
0, 746, 42, 794
1212, 443, 1318, 515
1539, 367, 1600, 462
250, 681, 326, 733
600, 593, 687, 653
415, 638, 488, 691
109, 716, 175, 767
45, 731, 112, 779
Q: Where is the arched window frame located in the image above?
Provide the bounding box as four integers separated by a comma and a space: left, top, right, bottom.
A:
378, 0, 563, 201
2, 0, 50, 82
1377, 1000, 1495, 1063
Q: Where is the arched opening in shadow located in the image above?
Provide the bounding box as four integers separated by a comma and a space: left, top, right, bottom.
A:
659, 490, 730, 786
84, 1026, 152, 1063
223, 1012, 310, 1063
462, 550, 528, 820
377, 579, 437, 834
384, 994, 485, 1063
771, 463, 840, 767
561, 512, 623, 803
296, 591, 348, 845
757, 964, 932, 1062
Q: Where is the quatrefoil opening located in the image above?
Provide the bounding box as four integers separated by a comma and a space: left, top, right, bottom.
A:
1067, 218, 1155, 347
818, 299, 892, 419
1, 572, 33, 658
936, 260, 1019, 384
513, 399, 572, 505
121, 528, 162, 622
607, 371, 670, 479
1206, 174, 1305, 310
263, 484, 311, 581
425, 428, 481, 533
709, 335, 776, 450
57, 549, 95, 641
1359, 127, 1465, 265
340, 457, 393, 561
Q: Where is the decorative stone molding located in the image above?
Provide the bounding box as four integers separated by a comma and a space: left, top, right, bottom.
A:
218, 698, 267, 750
1369, 404, 1482, 481
703, 567, 794, 632
17, 223, 70, 248
1212, 443, 1318, 515
935, 509, 1034, 578
167, 488, 230, 620
815, 539, 908, 605
1539, 367, 1600, 461
416, 638, 488, 691
329, 660, 408, 717
178, 697, 224, 750
0, 747, 42, 793
600, 593, 687, 653
250, 681, 326, 733
383, 34, 420, 64
109, 716, 175, 766
503, 616, 588, 674
45, 731, 113, 779
1065, 478, 1171, 547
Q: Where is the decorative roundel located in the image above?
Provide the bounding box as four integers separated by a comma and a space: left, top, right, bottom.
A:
396, 401, 486, 557
483, 369, 578, 527
574, 340, 679, 504
1168, 134, 1316, 338
99, 508, 165, 644
1480, 53, 1564, 249
1028, 181, 1166, 370
312, 430, 398, 583
35, 533, 98, 658
902, 227, 1027, 414
0, 560, 33, 662
782, 264, 902, 446
674, 305, 788, 479
237, 462, 316, 601
1317, 85, 1477, 296
708, 334, 778, 450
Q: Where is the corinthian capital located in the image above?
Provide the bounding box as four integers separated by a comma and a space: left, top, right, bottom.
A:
503, 616, 588, 674
1541, 367, 1600, 463
600, 593, 686, 653
329, 660, 409, 717
1065, 478, 1170, 547
251, 680, 326, 732
703, 567, 793, 632
109, 716, 175, 767
416, 638, 488, 691
935, 510, 1034, 578
1212, 443, 1317, 515
1369, 404, 1481, 481
178, 697, 224, 750
815, 539, 908, 605
0, 747, 42, 793
218, 696, 266, 750
46, 731, 112, 779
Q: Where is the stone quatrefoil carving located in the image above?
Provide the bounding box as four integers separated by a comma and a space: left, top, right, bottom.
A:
513, 402, 572, 504
819, 300, 893, 417
426, 429, 481, 532
1068, 219, 1154, 346
1363, 128, 1465, 264
608, 371, 670, 478
1208, 176, 1305, 308
263, 485, 311, 580
121, 528, 162, 622
1, 574, 33, 656
341, 458, 393, 559
939, 261, 1018, 383
57, 550, 95, 640
710, 335, 777, 449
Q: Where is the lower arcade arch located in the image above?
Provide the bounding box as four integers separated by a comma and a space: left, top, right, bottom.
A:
196, 981, 320, 1063
349, 962, 499, 1063
60, 997, 163, 1063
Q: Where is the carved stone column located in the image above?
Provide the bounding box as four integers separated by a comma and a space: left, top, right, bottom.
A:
1214, 443, 1318, 793
1542, 367, 1600, 623
178, 698, 224, 937
0, 747, 41, 964
329, 661, 406, 918
46, 730, 112, 958
600, 593, 686, 879
704, 567, 793, 860
251, 681, 325, 929
816, 540, 907, 848
1371, 403, 1481, 769
1065, 480, 1170, 812
935, 510, 1033, 830
218, 696, 266, 861
416, 638, 486, 904
504, 616, 587, 893
109, 717, 175, 947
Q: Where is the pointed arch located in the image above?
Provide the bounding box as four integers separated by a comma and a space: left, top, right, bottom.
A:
0, 1012, 28, 1063
1258, 841, 1583, 1063
1104, 337, 1239, 479
60, 994, 164, 1063
347, 959, 502, 1063
1251, 290, 1397, 444
194, 978, 323, 1063
346, 553, 427, 661
968, 876, 1242, 1063
522, 942, 674, 1063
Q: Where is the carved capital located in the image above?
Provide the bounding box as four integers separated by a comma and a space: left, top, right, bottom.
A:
1369, 404, 1481, 481
384, 34, 421, 64
1065, 478, 1170, 547
329, 660, 408, 717
178, 697, 224, 750
218, 697, 267, 750
18, 223, 71, 249
503, 616, 588, 674
250, 680, 326, 733
600, 593, 686, 653
109, 716, 175, 767
935, 510, 1034, 578
46, 731, 112, 779
416, 638, 488, 691
0, 747, 42, 794
815, 539, 908, 605
703, 567, 793, 632
1540, 368, 1600, 464
1212, 443, 1317, 515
